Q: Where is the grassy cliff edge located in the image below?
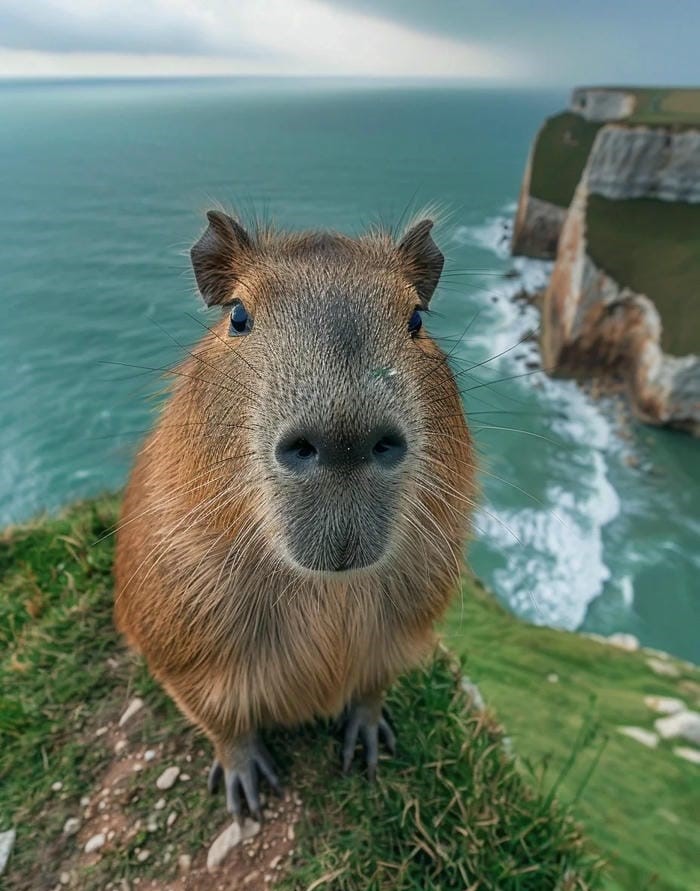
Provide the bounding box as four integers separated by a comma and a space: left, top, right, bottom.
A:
1, 497, 698, 890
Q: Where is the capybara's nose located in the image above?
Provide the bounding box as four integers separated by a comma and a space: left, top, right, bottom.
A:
275, 426, 408, 475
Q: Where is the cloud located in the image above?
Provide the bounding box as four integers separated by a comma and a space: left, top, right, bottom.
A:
0, 0, 526, 79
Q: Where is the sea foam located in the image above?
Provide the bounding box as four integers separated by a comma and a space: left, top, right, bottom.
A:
452, 209, 622, 629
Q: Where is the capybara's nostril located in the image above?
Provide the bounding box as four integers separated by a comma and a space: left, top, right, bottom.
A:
275, 434, 319, 474
371, 430, 408, 469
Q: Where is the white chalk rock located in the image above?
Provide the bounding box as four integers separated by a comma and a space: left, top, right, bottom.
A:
156, 766, 180, 790
644, 695, 685, 715
207, 819, 260, 871
84, 833, 106, 854
119, 697, 144, 727
655, 710, 700, 745
62, 817, 81, 836
607, 633, 640, 652
617, 726, 659, 749
646, 657, 680, 678
178, 854, 192, 874
0, 830, 16, 875
673, 746, 700, 765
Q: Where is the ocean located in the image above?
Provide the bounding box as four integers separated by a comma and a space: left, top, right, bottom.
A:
1, 78, 698, 660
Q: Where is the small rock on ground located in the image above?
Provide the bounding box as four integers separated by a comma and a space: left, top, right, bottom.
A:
84, 833, 106, 854
655, 710, 700, 745
118, 697, 144, 727
647, 657, 680, 678
673, 746, 700, 765
644, 695, 685, 715
0, 830, 16, 876
156, 766, 180, 790
178, 854, 192, 874
63, 817, 81, 836
207, 819, 261, 871
617, 726, 659, 749
608, 633, 640, 652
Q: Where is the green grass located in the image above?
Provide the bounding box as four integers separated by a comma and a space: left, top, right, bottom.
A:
624, 88, 700, 126
586, 196, 700, 356
444, 581, 700, 891
1, 498, 602, 890
529, 112, 602, 208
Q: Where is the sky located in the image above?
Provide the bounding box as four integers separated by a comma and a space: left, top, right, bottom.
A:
0, 0, 698, 86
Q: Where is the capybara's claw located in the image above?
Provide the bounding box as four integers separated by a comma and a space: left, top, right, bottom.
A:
209, 735, 281, 820
208, 759, 224, 794
341, 701, 396, 780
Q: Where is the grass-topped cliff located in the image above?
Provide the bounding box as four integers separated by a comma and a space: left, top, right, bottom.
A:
1, 498, 699, 890
529, 88, 700, 210
513, 85, 700, 432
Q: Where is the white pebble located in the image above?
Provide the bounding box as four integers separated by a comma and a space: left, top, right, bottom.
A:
607, 632, 639, 652
207, 819, 260, 871
155, 766, 180, 790
84, 833, 106, 854
144, 749, 157, 762
655, 710, 700, 744
644, 695, 685, 715
646, 657, 680, 678
166, 812, 178, 828
63, 817, 80, 836
51, 781, 63, 792
114, 740, 127, 755
118, 697, 145, 727
617, 726, 658, 748
0, 830, 16, 876
154, 798, 166, 810
674, 746, 700, 765
178, 854, 192, 874
136, 849, 150, 862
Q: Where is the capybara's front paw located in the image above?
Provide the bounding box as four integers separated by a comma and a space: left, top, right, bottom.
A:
341, 700, 396, 781
208, 733, 281, 820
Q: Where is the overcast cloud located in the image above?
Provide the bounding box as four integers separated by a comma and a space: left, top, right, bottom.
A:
0, 0, 697, 84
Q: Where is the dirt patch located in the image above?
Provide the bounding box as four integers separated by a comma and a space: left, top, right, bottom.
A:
151, 795, 301, 891
31, 697, 301, 891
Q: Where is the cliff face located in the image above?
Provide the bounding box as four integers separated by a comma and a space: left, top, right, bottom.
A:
570, 87, 635, 122
542, 179, 700, 434
513, 121, 700, 258
515, 87, 700, 435
587, 126, 700, 203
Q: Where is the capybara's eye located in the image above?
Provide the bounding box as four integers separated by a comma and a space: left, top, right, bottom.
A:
408, 308, 422, 337
228, 300, 252, 336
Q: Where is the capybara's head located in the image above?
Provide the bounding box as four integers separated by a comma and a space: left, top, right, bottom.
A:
188, 211, 473, 576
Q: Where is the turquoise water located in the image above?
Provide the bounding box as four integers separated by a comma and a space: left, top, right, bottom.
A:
1, 79, 698, 660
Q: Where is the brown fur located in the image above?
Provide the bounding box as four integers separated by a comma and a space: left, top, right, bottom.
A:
114, 218, 476, 770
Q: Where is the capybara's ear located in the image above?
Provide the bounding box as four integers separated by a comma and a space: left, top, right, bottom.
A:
397, 219, 444, 307
190, 211, 252, 306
